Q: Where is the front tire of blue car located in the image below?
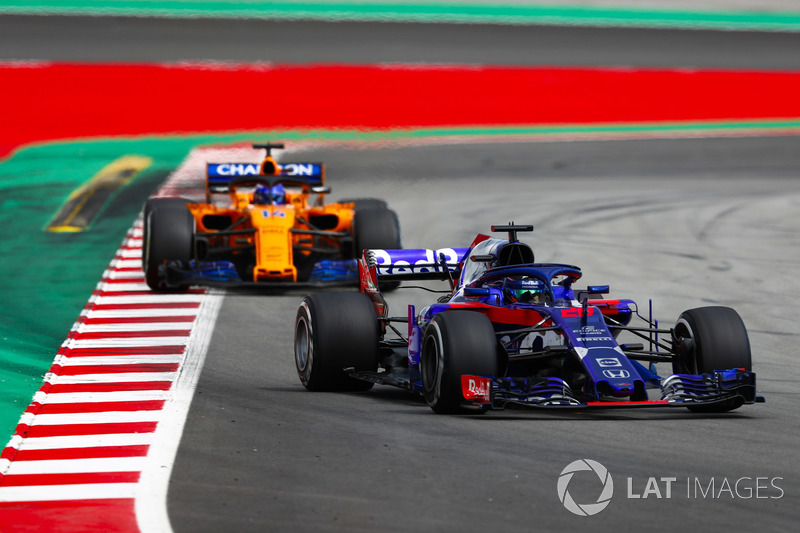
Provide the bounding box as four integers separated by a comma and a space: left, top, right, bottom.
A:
421, 311, 498, 414
295, 292, 378, 391
673, 306, 752, 413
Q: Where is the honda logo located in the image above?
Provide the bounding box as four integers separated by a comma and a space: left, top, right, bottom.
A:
602, 369, 630, 379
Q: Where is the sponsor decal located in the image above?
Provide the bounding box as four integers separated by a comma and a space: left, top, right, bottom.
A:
561, 307, 596, 318
602, 369, 631, 379
597, 358, 622, 367
461, 375, 491, 402
209, 163, 260, 176
371, 248, 462, 275
281, 163, 320, 177
576, 336, 614, 342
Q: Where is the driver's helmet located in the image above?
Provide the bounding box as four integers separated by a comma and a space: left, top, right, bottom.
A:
253, 184, 271, 205
271, 184, 287, 205
503, 277, 547, 304
252, 184, 287, 205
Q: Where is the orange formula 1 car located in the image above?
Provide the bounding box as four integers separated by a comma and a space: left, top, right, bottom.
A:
142, 143, 401, 291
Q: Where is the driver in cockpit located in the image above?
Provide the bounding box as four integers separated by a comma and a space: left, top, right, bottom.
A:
253, 183, 287, 206
502, 277, 549, 305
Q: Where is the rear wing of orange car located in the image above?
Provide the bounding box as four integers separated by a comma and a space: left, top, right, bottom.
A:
206, 162, 325, 193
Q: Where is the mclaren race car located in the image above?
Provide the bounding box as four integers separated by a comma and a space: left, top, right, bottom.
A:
294, 224, 763, 414
142, 143, 400, 290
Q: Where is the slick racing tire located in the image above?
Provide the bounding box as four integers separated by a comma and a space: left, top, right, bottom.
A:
673, 306, 752, 413
339, 198, 388, 211
354, 207, 402, 291
143, 197, 189, 221
142, 198, 195, 291
295, 292, 379, 391
421, 311, 498, 414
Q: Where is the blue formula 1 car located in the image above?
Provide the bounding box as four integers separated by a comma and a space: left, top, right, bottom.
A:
294, 224, 763, 414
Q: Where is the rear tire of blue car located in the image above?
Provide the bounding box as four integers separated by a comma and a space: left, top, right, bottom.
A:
421, 311, 498, 414
142, 198, 194, 291
295, 292, 379, 391
673, 306, 751, 413
354, 207, 402, 292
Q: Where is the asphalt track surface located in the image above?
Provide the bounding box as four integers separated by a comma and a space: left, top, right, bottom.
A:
5, 13, 800, 532
170, 138, 800, 532
3, 14, 800, 68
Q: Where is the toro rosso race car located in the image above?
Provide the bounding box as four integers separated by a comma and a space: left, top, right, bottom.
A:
294, 224, 763, 414
142, 143, 400, 290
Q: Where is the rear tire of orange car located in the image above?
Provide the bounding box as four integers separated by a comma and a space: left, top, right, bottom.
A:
142, 198, 195, 291
142, 197, 190, 222
672, 306, 752, 413
295, 292, 379, 391
353, 207, 402, 291
421, 311, 498, 414
340, 198, 388, 211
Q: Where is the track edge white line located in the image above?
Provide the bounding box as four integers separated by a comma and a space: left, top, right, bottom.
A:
134, 289, 224, 533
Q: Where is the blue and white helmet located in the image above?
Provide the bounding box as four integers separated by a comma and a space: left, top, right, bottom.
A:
253, 183, 287, 205
271, 184, 287, 205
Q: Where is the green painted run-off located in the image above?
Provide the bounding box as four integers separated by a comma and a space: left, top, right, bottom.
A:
0, 138, 188, 439
2, 0, 800, 31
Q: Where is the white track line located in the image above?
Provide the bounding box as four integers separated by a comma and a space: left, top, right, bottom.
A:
46, 373, 178, 384
6, 457, 149, 475
76, 323, 194, 333
84, 309, 201, 318
135, 290, 223, 533
39, 391, 171, 404
118, 249, 143, 259
67, 339, 189, 349
0, 483, 138, 502
114, 259, 146, 269
16, 434, 156, 451
61, 356, 183, 366
30, 412, 163, 426
92, 295, 206, 305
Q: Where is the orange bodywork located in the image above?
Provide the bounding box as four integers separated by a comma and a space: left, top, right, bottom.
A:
188, 152, 357, 282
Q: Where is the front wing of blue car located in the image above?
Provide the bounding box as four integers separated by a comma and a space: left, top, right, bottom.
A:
460, 369, 761, 411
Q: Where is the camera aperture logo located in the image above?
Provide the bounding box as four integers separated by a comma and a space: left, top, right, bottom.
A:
557, 460, 785, 517
557, 459, 614, 516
